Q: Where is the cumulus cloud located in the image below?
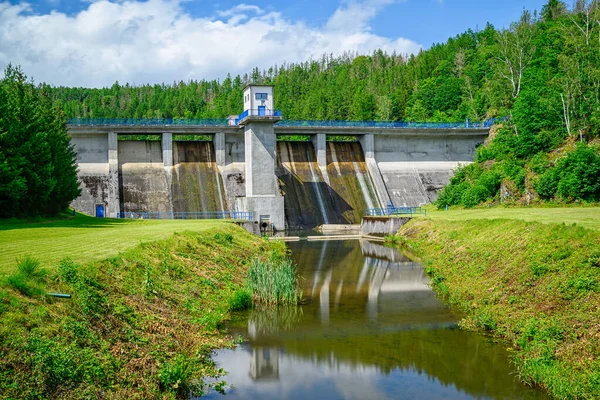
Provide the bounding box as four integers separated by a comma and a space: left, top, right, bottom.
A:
0, 0, 422, 87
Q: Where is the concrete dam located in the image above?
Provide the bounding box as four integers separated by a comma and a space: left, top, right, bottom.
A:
68, 84, 489, 230
69, 125, 487, 229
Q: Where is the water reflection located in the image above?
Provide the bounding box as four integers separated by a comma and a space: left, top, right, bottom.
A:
203, 240, 546, 400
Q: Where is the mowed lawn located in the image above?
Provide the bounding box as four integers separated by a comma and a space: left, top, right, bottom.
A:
0, 214, 228, 274
424, 206, 600, 231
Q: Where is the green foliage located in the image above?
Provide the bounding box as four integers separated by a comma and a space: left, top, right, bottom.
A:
436, 164, 502, 208
213, 232, 234, 246
228, 289, 252, 311
536, 143, 600, 201
158, 354, 195, 396
401, 218, 600, 399
6, 256, 47, 297
0, 225, 273, 398
246, 257, 300, 306
0, 65, 80, 218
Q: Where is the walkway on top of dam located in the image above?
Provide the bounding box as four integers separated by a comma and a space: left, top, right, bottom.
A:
67, 118, 494, 136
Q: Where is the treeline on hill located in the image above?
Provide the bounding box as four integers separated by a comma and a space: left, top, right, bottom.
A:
0, 66, 80, 218
436, 0, 600, 207
34, 0, 600, 206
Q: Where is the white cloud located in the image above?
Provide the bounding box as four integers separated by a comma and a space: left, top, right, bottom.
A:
0, 0, 422, 87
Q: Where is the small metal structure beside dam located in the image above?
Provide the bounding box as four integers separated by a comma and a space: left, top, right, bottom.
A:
68, 85, 490, 230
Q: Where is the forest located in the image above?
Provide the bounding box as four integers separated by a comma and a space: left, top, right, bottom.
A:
36, 0, 600, 205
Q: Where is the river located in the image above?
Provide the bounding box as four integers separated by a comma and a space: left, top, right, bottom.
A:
202, 239, 546, 400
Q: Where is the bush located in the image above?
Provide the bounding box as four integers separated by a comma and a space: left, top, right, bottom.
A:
159, 354, 195, 396
461, 185, 490, 208
536, 143, 600, 201
535, 168, 559, 199
228, 289, 252, 311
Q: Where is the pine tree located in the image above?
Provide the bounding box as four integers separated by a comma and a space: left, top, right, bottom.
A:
0, 65, 80, 218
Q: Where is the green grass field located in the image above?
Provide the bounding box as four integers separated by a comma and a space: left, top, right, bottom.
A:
0, 214, 227, 274
423, 206, 600, 231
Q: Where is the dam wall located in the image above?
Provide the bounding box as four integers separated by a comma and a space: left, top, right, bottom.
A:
374, 134, 482, 207
118, 141, 172, 214
219, 131, 246, 211
68, 125, 487, 223
70, 133, 119, 217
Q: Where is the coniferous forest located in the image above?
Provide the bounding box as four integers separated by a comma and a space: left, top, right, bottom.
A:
4, 0, 600, 210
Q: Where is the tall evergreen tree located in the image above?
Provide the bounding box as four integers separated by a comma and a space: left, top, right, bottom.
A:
0, 65, 80, 218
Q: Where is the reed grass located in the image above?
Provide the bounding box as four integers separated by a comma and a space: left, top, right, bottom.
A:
246, 258, 300, 306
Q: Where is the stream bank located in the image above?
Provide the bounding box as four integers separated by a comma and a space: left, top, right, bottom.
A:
397, 218, 600, 399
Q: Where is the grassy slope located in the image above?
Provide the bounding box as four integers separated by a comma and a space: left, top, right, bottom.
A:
0, 214, 227, 273
399, 218, 600, 399
0, 223, 284, 399
423, 206, 600, 231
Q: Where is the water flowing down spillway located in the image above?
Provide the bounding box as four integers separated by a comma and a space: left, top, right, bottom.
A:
118, 141, 172, 214
277, 142, 340, 228
325, 142, 380, 223
171, 141, 227, 213
118, 140, 226, 215
276, 142, 380, 229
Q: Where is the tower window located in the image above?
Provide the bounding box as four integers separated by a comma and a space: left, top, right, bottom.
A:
255, 93, 268, 100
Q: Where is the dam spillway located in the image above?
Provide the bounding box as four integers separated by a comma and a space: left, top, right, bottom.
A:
171, 141, 226, 213
116, 140, 226, 215
68, 121, 489, 229
277, 141, 379, 229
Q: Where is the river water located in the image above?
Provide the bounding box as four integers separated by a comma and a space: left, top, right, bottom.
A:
203, 240, 546, 400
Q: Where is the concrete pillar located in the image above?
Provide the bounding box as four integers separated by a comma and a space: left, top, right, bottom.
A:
107, 132, 121, 218
359, 133, 375, 160
310, 133, 327, 168
243, 121, 285, 231
359, 133, 391, 209
162, 132, 173, 167
213, 131, 226, 166
245, 121, 278, 197
161, 132, 175, 213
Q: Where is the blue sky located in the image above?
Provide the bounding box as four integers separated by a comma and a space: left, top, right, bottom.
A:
0, 0, 549, 87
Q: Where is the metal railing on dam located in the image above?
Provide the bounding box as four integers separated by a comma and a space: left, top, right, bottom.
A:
69, 118, 229, 126
365, 207, 428, 217
277, 119, 496, 129
116, 211, 254, 220
67, 118, 497, 130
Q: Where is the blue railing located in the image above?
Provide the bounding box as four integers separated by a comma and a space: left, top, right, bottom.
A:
235, 109, 282, 124
68, 118, 229, 126
68, 116, 498, 130
276, 119, 494, 129
116, 211, 253, 220
365, 207, 427, 217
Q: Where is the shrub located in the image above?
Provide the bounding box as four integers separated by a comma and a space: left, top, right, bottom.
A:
228, 289, 252, 311
16, 256, 46, 280
535, 168, 559, 199
536, 144, 600, 201
159, 354, 195, 396
530, 152, 550, 174
57, 258, 79, 284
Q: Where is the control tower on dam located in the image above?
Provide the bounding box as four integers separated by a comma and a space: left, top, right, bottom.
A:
67, 85, 490, 230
